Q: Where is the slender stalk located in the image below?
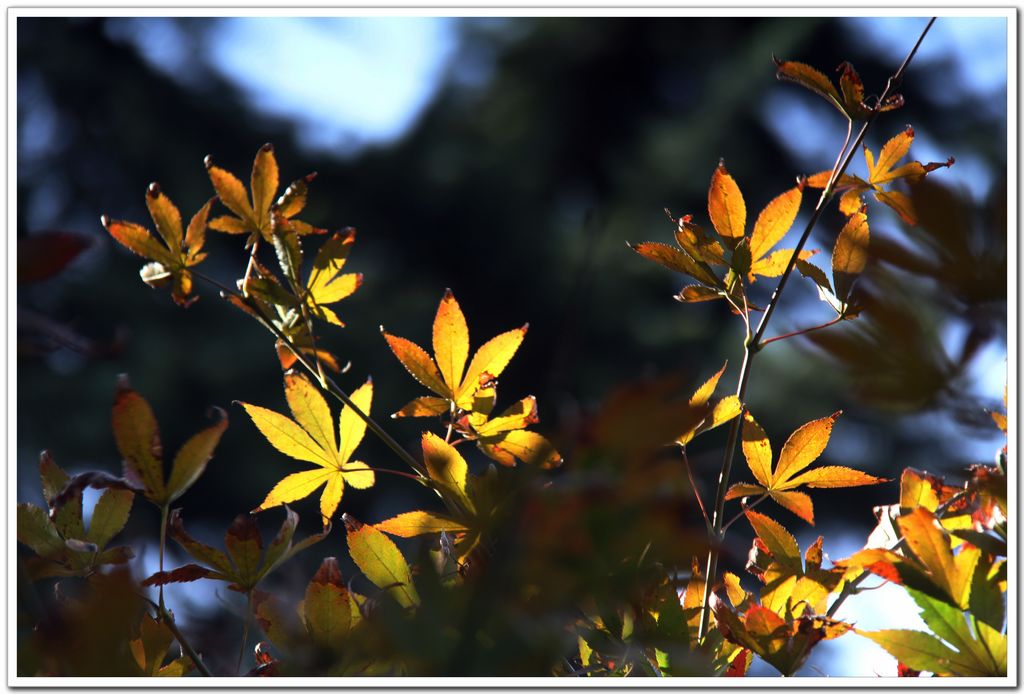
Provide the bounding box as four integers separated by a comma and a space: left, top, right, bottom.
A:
696, 18, 937, 643
236, 590, 253, 675
681, 448, 712, 534
191, 268, 429, 481
240, 238, 260, 297
720, 493, 769, 534
759, 316, 843, 349
142, 597, 213, 677
157, 503, 169, 612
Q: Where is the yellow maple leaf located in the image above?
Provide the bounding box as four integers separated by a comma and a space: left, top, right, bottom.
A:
240, 373, 374, 526
381, 290, 527, 413
725, 411, 887, 524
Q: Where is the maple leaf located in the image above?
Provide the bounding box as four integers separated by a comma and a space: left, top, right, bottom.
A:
455, 386, 562, 468
631, 162, 814, 312
382, 290, 527, 414
205, 143, 325, 244
302, 228, 363, 327
142, 506, 328, 593
806, 126, 953, 225
239, 373, 375, 527
17, 451, 135, 580
795, 208, 869, 318
102, 184, 213, 307
112, 374, 228, 507
725, 411, 887, 524
774, 57, 905, 121
676, 362, 742, 447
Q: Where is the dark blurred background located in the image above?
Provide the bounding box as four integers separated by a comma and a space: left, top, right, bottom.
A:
16, 16, 1007, 675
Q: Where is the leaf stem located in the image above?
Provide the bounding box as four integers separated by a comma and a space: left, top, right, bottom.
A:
720, 493, 769, 534
681, 448, 712, 535
759, 316, 843, 349
696, 17, 937, 643
236, 589, 253, 675
158, 503, 169, 612
191, 269, 429, 481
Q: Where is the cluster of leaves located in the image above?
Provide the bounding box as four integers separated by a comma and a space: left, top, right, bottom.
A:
631, 162, 811, 312
17, 42, 1006, 681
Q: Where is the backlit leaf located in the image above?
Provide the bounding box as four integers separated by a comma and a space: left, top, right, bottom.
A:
750, 186, 802, 262
144, 184, 183, 251
381, 330, 449, 397
251, 144, 279, 229
392, 396, 449, 418
304, 557, 351, 647
745, 510, 801, 567
774, 58, 843, 115
422, 432, 470, 506
86, 489, 134, 550
898, 507, 978, 608
858, 629, 991, 677
241, 403, 332, 468
741, 412, 772, 488
772, 412, 840, 485
344, 515, 419, 608
375, 510, 468, 538
769, 489, 815, 525
433, 290, 470, 393
708, 161, 746, 245
456, 325, 528, 408
166, 407, 228, 503
338, 379, 373, 465
787, 465, 887, 489
283, 372, 335, 454
112, 376, 166, 500
225, 513, 264, 584
832, 210, 869, 302
631, 241, 722, 288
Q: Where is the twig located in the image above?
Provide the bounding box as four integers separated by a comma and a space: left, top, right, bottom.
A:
696, 17, 937, 643
759, 316, 844, 348
720, 493, 769, 534
681, 448, 712, 534
141, 595, 213, 677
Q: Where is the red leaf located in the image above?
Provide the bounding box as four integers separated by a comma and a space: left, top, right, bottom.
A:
18, 231, 93, 284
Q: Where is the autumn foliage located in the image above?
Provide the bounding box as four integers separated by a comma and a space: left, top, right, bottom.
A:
17, 23, 1007, 680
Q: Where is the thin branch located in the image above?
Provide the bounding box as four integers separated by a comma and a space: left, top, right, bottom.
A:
720, 493, 769, 534
140, 596, 214, 677
759, 315, 843, 348
681, 448, 712, 535
696, 17, 937, 643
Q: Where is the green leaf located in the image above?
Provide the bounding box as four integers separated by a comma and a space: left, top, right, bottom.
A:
86, 489, 134, 549
343, 514, 418, 608
17, 503, 65, 558
858, 629, 992, 676
969, 553, 1006, 631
